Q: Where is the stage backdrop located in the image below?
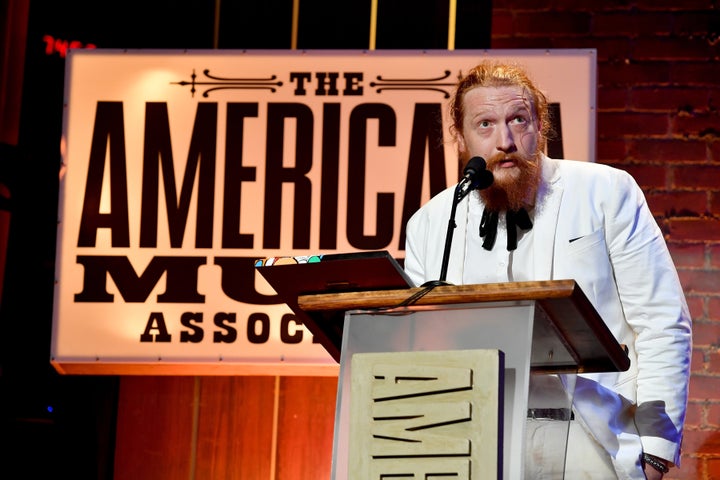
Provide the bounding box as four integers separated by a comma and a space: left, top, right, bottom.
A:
52, 49, 596, 375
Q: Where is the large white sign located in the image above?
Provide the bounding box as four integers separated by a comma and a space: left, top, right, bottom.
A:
52, 49, 596, 375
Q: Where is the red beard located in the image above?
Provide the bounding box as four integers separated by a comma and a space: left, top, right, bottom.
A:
479, 151, 542, 211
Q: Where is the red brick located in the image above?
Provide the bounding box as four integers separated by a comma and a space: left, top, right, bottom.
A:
709, 457, 720, 480
691, 350, 706, 374
666, 456, 701, 480
668, 218, 720, 242
673, 111, 720, 138
711, 141, 720, 163
685, 295, 704, 320
709, 404, 720, 427
491, 12, 514, 37
552, 0, 633, 9
709, 297, 720, 320
599, 60, 672, 87
681, 425, 720, 452
668, 243, 705, 268
551, 36, 632, 62
636, 0, 716, 9
593, 12, 674, 36
673, 11, 720, 36
621, 164, 666, 188
679, 269, 720, 293
711, 245, 720, 269
628, 138, 708, 163
494, 0, 640, 13
514, 12, 592, 35
597, 139, 627, 162
632, 36, 718, 61
647, 192, 708, 217
598, 111, 670, 137
691, 323, 720, 348
630, 86, 711, 112
685, 400, 704, 426
492, 0, 549, 10
598, 87, 629, 110
709, 352, 720, 376
657, 216, 671, 236
671, 62, 720, 87
674, 165, 720, 189
712, 193, 720, 216
490, 37, 554, 49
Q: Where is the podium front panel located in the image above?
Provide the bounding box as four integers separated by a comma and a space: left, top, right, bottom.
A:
348, 349, 504, 479
331, 300, 563, 480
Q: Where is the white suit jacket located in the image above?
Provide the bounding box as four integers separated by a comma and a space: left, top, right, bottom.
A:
404, 156, 692, 479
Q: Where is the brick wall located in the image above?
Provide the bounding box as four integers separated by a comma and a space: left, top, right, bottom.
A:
491, 1, 720, 478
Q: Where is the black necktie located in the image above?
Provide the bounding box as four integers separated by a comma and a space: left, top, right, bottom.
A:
479, 207, 533, 251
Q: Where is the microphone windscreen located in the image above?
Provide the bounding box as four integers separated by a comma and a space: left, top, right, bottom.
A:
464, 156, 487, 175
476, 169, 494, 189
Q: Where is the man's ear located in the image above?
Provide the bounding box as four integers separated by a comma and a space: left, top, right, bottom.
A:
456, 130, 468, 156
535, 119, 547, 152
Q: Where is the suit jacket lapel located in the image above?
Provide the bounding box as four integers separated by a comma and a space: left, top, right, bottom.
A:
532, 157, 563, 280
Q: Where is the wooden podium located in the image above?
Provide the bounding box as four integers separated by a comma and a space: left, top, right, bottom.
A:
296, 280, 630, 374
297, 280, 629, 480
257, 257, 629, 479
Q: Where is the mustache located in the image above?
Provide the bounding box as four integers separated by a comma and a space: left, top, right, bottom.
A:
485, 151, 541, 172
486, 152, 526, 169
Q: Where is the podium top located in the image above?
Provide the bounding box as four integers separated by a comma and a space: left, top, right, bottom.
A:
256, 253, 629, 374
301, 280, 630, 374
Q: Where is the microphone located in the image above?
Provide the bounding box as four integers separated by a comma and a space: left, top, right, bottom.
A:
456, 156, 493, 201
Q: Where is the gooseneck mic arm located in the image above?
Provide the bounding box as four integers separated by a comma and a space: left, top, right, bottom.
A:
438, 157, 493, 283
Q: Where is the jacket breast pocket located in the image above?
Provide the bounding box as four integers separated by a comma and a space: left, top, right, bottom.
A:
561, 228, 615, 306
567, 229, 605, 256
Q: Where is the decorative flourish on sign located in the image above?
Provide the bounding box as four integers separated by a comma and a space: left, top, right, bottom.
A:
370, 70, 457, 98
173, 69, 283, 97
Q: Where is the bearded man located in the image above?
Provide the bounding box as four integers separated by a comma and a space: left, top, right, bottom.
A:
404, 61, 691, 480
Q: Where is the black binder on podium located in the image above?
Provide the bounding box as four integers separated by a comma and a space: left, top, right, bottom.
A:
256, 250, 413, 361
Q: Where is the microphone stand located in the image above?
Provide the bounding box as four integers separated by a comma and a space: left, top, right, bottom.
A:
436, 166, 493, 284
438, 184, 466, 283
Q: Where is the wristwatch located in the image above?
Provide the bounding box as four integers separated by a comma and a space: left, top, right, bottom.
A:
642, 453, 669, 474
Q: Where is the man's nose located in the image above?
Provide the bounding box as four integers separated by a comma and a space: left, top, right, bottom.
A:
496, 123, 516, 152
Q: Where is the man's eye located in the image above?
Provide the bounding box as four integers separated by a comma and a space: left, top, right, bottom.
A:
479, 120, 491, 128
511, 116, 527, 124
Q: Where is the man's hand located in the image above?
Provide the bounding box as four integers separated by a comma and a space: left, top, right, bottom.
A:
644, 465, 664, 480
643, 454, 669, 480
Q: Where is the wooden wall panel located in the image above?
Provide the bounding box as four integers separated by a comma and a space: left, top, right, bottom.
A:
195, 376, 277, 480
115, 375, 338, 480
114, 377, 196, 480
275, 376, 338, 479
